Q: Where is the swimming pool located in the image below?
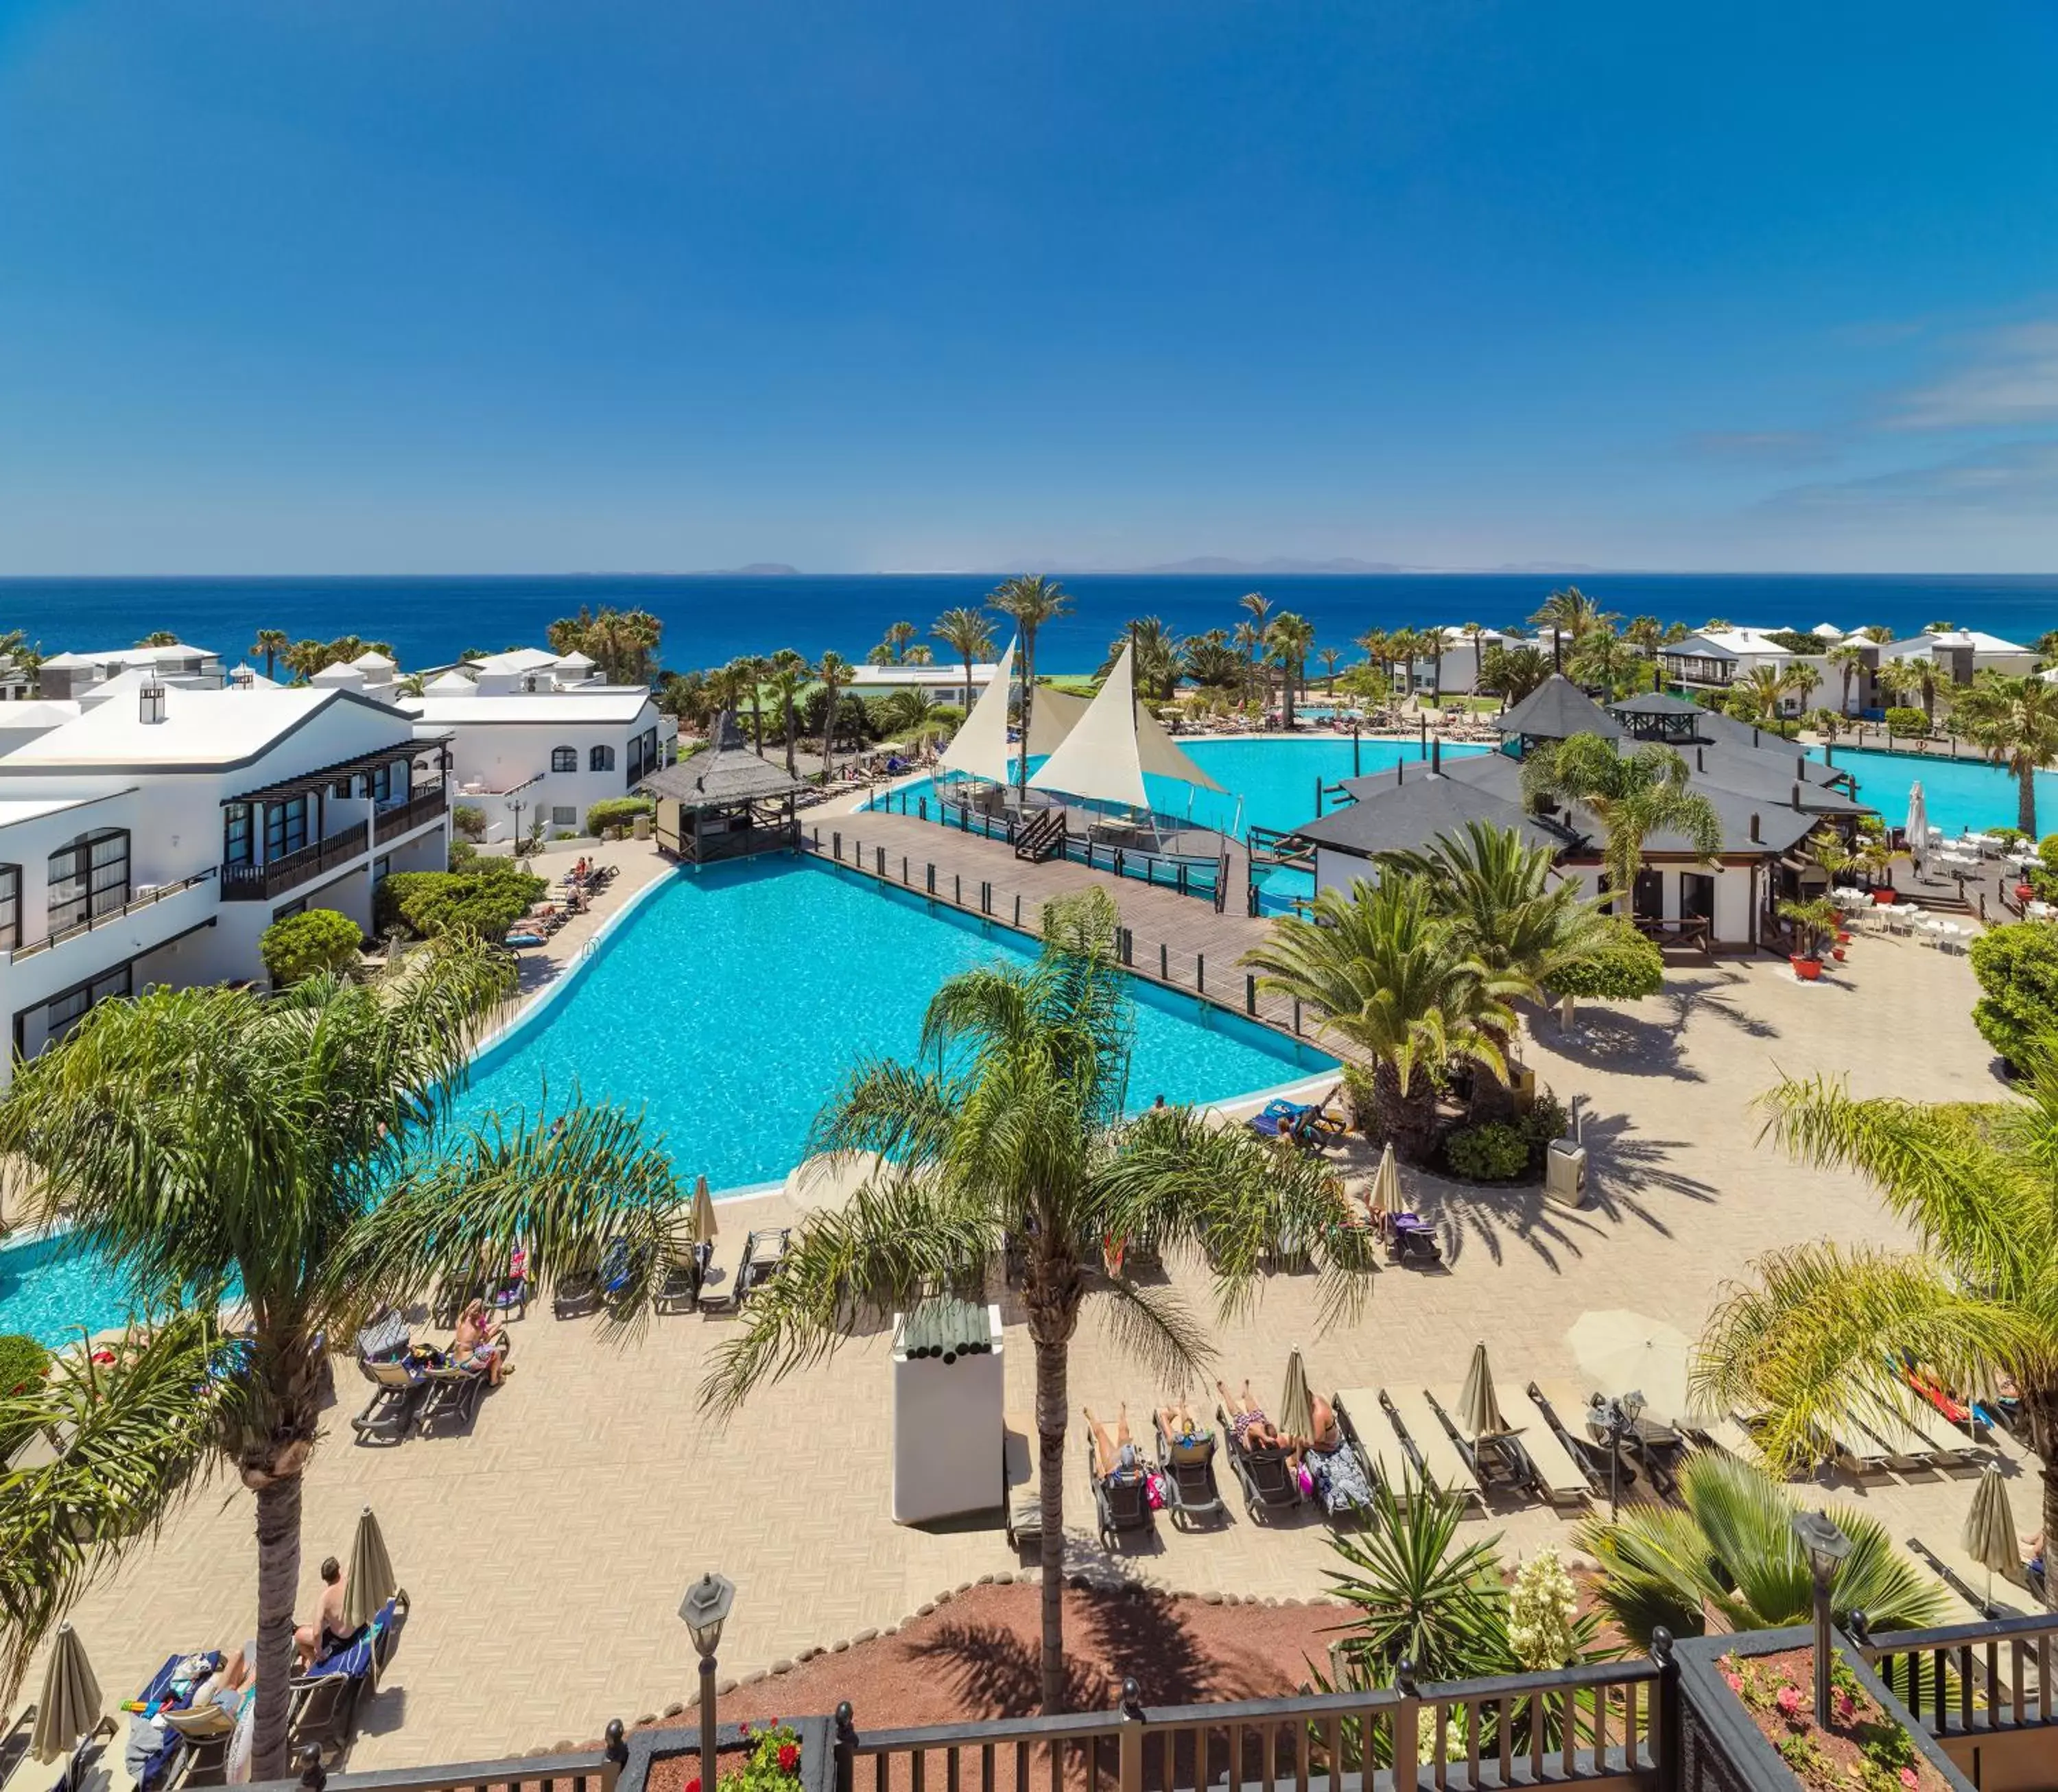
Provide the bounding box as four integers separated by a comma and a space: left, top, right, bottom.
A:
0, 860, 1334, 1345
1813, 745, 2044, 839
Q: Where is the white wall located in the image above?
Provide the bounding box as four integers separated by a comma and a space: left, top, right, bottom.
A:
438, 708, 661, 840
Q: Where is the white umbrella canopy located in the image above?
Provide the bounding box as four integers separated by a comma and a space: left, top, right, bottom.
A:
1457, 1342, 1514, 1439
31, 1623, 103, 1764
1566, 1310, 1698, 1426
342, 1505, 399, 1633
1963, 1463, 2020, 1606
1279, 1347, 1316, 1443
1906, 783, 1931, 856
1367, 1143, 1401, 1222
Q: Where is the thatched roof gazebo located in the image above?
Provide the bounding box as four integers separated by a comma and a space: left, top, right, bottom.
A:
641, 710, 806, 865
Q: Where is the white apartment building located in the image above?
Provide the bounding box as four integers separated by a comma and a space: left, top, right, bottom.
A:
392, 648, 670, 843
36, 642, 226, 701
0, 679, 448, 1081
847, 662, 1002, 707
1659, 626, 1836, 716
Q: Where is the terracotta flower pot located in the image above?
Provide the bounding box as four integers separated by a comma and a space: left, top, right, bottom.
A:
1790, 956, 1823, 980
1873, 889, 1899, 906
1831, 946, 1847, 961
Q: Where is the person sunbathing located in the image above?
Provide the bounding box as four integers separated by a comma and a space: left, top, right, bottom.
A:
1157, 1398, 1211, 1450
1083, 1404, 1146, 1484
1215, 1380, 1286, 1452
453, 1299, 510, 1387
294, 1557, 352, 1671
194, 1643, 255, 1719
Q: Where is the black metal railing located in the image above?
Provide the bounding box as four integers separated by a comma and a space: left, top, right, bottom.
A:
248, 1723, 628, 1792
222, 822, 370, 902
374, 787, 448, 844
6, 868, 217, 962
1857, 1610, 2058, 1737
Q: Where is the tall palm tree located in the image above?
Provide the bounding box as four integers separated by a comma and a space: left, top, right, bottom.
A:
1696, 1055, 2058, 1607
1877, 652, 1940, 722
1233, 620, 1267, 709
1480, 644, 1552, 708
0, 953, 681, 1771
1246, 873, 1527, 1159
1825, 641, 1867, 716
1948, 672, 2058, 836
735, 655, 772, 752
1622, 616, 1664, 663
250, 628, 289, 679
1418, 626, 1454, 705
876, 620, 919, 664
1318, 646, 1344, 693
1101, 617, 1182, 701
704, 890, 1373, 1711
932, 606, 996, 712
988, 576, 1072, 800
1460, 622, 1488, 693
1568, 626, 1644, 701
1388, 628, 1423, 708
768, 648, 812, 776
1579, 1452, 1946, 1647
1519, 735, 1723, 916
1530, 587, 1613, 670
1269, 613, 1316, 728
1355, 628, 1393, 707
904, 644, 934, 665
816, 650, 854, 783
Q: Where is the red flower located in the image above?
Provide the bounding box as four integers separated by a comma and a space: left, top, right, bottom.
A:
1774, 1685, 1804, 1719
777, 1745, 799, 1773
685, 1779, 700, 1792
1723, 1671, 1742, 1695
737, 1724, 750, 1739
1900, 1771, 1919, 1791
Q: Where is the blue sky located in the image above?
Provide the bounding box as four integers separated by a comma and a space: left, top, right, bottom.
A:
2, 1, 2056, 574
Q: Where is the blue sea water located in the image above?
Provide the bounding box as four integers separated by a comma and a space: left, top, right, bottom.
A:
0, 858, 1333, 1343
1, 572, 2055, 679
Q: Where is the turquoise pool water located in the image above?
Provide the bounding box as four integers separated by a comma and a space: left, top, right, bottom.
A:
1813, 745, 2045, 839
0, 860, 1334, 1344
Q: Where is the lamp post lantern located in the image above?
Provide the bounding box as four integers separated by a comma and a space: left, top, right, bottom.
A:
681, 1572, 735, 1792
1593, 1389, 1646, 1522
1791, 1510, 1852, 1726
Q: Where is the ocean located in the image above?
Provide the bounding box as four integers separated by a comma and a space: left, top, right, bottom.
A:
1, 572, 2055, 678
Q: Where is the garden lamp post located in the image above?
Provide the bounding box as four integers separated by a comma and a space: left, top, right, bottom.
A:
1596, 1389, 1646, 1522
681, 1572, 735, 1792
1792, 1509, 1852, 1726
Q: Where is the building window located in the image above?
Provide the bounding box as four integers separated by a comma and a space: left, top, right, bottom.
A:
46, 964, 132, 1046
551, 746, 577, 773
0, 864, 18, 950
370, 761, 397, 804
333, 779, 354, 801
265, 794, 311, 862
224, 803, 253, 865
552, 806, 578, 827
272, 897, 307, 921
589, 744, 615, 771
48, 829, 130, 932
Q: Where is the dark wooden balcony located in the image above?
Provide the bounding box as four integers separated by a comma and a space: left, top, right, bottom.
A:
375, 787, 448, 845
221, 821, 370, 902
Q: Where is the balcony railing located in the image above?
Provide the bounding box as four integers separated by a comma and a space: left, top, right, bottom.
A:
222, 821, 370, 903
375, 787, 449, 845
4, 869, 219, 964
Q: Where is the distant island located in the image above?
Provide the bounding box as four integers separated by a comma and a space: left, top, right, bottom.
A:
1109, 556, 1609, 576
705, 562, 801, 577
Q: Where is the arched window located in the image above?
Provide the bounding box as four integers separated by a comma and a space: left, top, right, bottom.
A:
590, 744, 616, 772
48, 828, 130, 932
551, 746, 577, 773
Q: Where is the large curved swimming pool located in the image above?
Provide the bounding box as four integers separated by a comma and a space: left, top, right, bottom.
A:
0, 858, 1333, 1344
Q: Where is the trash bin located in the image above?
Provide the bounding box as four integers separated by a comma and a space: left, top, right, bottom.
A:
1545, 1140, 1588, 1209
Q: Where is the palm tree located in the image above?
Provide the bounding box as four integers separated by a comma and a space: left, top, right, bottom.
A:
1878, 652, 1940, 723
1181, 629, 1242, 693
1245, 873, 1526, 1159
250, 628, 288, 679
876, 620, 919, 664
932, 607, 996, 712
1233, 621, 1268, 709
880, 685, 938, 738
1696, 1055, 2058, 1607
1622, 615, 1664, 663
768, 648, 812, 776
1479, 642, 1552, 708
1101, 617, 1181, 701
1355, 628, 1392, 708
1530, 587, 1613, 669
1318, 646, 1344, 692
736, 655, 772, 752
1520, 735, 1722, 916
1857, 624, 1894, 645
1825, 641, 1867, 716
283, 639, 326, 683
1388, 628, 1423, 708
1460, 622, 1488, 693
0, 954, 681, 1770
1948, 672, 2058, 836
1580, 1451, 1946, 1647
703, 890, 1373, 1711
1413, 626, 1452, 706
1568, 627, 1644, 701
1269, 613, 1315, 729
816, 650, 854, 783
987, 576, 1072, 800
1729, 664, 1791, 724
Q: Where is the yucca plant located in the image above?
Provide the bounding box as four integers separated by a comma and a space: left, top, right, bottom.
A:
1578, 1450, 1947, 1645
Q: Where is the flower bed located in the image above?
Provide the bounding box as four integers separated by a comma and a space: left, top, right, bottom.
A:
667, 1722, 804, 1792
1720, 1647, 1950, 1792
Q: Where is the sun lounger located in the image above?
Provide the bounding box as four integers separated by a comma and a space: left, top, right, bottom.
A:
1003, 1415, 1041, 1551
1891, 1394, 1978, 1466
126, 1651, 223, 1792
415, 1355, 492, 1435
1423, 1387, 1581, 1508
1087, 1439, 1155, 1549
1216, 1405, 1302, 1521
287, 1594, 404, 1767
348, 1357, 427, 1445
703, 1228, 789, 1312
1527, 1380, 1634, 1494
1694, 1410, 1765, 1467
1334, 1387, 1413, 1505
1848, 1396, 1943, 1472
652, 1242, 711, 1315
161, 1700, 237, 1791
1382, 1388, 1480, 1507
1152, 1415, 1225, 1526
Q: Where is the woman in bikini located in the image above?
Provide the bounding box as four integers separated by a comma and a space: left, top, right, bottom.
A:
1083, 1404, 1146, 1484
453, 1299, 510, 1387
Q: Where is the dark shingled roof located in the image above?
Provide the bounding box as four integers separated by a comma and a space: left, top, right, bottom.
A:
1609, 691, 1706, 716
1495, 674, 1624, 741
640, 710, 805, 808
1297, 757, 1583, 858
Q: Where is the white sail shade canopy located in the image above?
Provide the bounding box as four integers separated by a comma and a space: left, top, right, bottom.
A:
937, 638, 1017, 783
1028, 646, 1223, 810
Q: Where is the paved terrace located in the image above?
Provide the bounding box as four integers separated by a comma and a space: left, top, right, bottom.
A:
24, 840, 2042, 1778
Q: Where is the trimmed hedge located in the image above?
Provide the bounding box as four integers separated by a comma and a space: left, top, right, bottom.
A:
1971, 923, 2058, 1072
585, 796, 654, 840
1884, 706, 1929, 738
1548, 918, 1666, 1002
259, 909, 363, 985
0, 1334, 50, 1462
376, 862, 547, 941
1445, 1121, 1530, 1182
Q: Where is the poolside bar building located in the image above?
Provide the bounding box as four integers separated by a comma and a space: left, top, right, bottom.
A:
642, 710, 805, 864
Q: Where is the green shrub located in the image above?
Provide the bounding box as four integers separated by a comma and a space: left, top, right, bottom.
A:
1445, 1122, 1530, 1182
927, 702, 965, 729
376, 862, 547, 941
0, 1333, 50, 1463
1519, 1089, 1571, 1159
1884, 705, 1929, 738
1548, 918, 1665, 1002
451, 803, 486, 840
260, 908, 364, 985
585, 795, 654, 839
1971, 923, 2058, 1071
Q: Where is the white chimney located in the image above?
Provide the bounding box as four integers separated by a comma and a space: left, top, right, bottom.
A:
231, 668, 255, 690
139, 681, 167, 724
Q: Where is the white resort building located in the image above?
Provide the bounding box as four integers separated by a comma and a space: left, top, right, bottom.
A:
0, 676, 448, 1082
391, 648, 672, 844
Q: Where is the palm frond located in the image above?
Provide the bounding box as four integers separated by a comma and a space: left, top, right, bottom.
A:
1083, 1274, 1214, 1389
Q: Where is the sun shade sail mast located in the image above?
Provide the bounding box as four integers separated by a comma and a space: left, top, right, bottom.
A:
1028, 645, 1225, 807
938, 637, 1017, 782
